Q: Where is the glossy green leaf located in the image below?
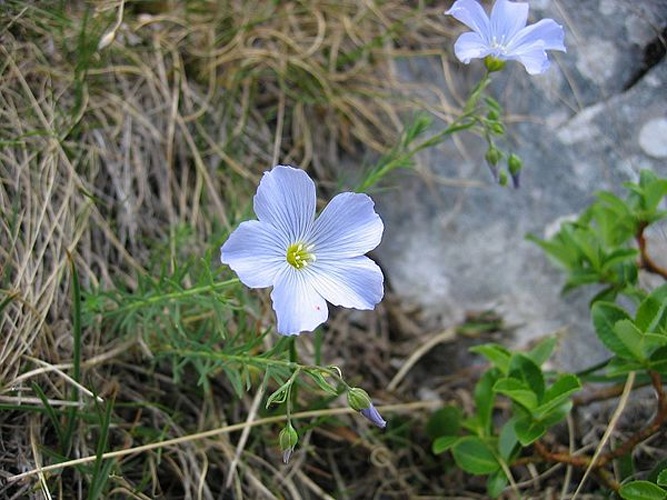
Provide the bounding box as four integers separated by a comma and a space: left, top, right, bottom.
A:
657, 468, 667, 486
432, 435, 460, 455
636, 284, 667, 333
592, 302, 633, 358
535, 374, 581, 418
619, 480, 667, 500
493, 378, 538, 411
474, 369, 500, 435
427, 405, 462, 440
487, 470, 508, 499
615, 319, 646, 361
498, 418, 520, 461
451, 437, 501, 475
514, 415, 546, 446
509, 354, 545, 403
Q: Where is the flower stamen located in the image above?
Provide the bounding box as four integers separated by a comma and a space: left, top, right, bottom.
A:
286, 242, 315, 269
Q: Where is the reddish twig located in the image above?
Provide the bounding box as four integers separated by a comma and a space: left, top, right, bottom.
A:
637, 222, 667, 280
531, 372, 666, 490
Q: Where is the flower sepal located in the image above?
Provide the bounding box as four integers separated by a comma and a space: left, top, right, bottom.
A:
484, 56, 506, 73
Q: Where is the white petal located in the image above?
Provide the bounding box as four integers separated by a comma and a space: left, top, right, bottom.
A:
506, 46, 551, 75
271, 267, 328, 335
454, 32, 494, 63
253, 165, 316, 244
509, 19, 566, 53
490, 0, 528, 41
221, 220, 286, 288
307, 256, 384, 310
445, 0, 491, 40
310, 192, 384, 259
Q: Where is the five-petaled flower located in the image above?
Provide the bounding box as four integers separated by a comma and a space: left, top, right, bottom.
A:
445, 0, 566, 75
220, 165, 384, 336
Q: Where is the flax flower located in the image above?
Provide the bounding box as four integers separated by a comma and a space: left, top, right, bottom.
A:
446, 0, 566, 75
221, 165, 384, 336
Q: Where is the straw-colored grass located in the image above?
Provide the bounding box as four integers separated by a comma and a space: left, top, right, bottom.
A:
1, 1, 465, 497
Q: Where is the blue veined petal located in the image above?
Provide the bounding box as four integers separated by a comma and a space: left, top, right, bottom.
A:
506, 20, 565, 75
306, 256, 384, 310
253, 165, 316, 244
310, 192, 384, 259
360, 404, 387, 429
454, 32, 494, 64
271, 267, 328, 335
505, 47, 550, 75
221, 220, 287, 288
445, 0, 491, 41
489, 0, 528, 42
508, 19, 566, 53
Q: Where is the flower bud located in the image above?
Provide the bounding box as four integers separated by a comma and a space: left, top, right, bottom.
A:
508, 153, 523, 188
279, 423, 298, 464
485, 145, 501, 167
348, 388, 387, 429
498, 170, 509, 186
489, 122, 505, 136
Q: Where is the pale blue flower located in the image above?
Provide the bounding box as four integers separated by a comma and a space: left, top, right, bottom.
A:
221, 165, 384, 336
445, 0, 566, 75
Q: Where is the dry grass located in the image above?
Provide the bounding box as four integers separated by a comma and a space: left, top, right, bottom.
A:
4, 1, 662, 498
0, 1, 464, 498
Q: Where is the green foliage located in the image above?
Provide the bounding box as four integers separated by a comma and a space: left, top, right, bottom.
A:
619, 479, 667, 500
528, 171, 667, 300
431, 171, 667, 497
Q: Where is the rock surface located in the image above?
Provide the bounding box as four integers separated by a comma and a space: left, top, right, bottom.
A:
374, 0, 667, 370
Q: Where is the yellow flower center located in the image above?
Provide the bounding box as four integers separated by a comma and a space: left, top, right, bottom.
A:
286, 242, 315, 269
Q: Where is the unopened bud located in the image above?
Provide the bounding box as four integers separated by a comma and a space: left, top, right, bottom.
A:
485, 146, 501, 167
508, 153, 523, 188
348, 388, 387, 429
279, 423, 298, 464
489, 122, 505, 135
498, 170, 509, 186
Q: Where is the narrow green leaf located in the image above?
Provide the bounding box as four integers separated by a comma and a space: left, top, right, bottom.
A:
304, 370, 339, 396
452, 437, 501, 475
619, 480, 667, 500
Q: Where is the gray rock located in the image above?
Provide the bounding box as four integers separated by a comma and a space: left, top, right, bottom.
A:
373, 0, 667, 371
